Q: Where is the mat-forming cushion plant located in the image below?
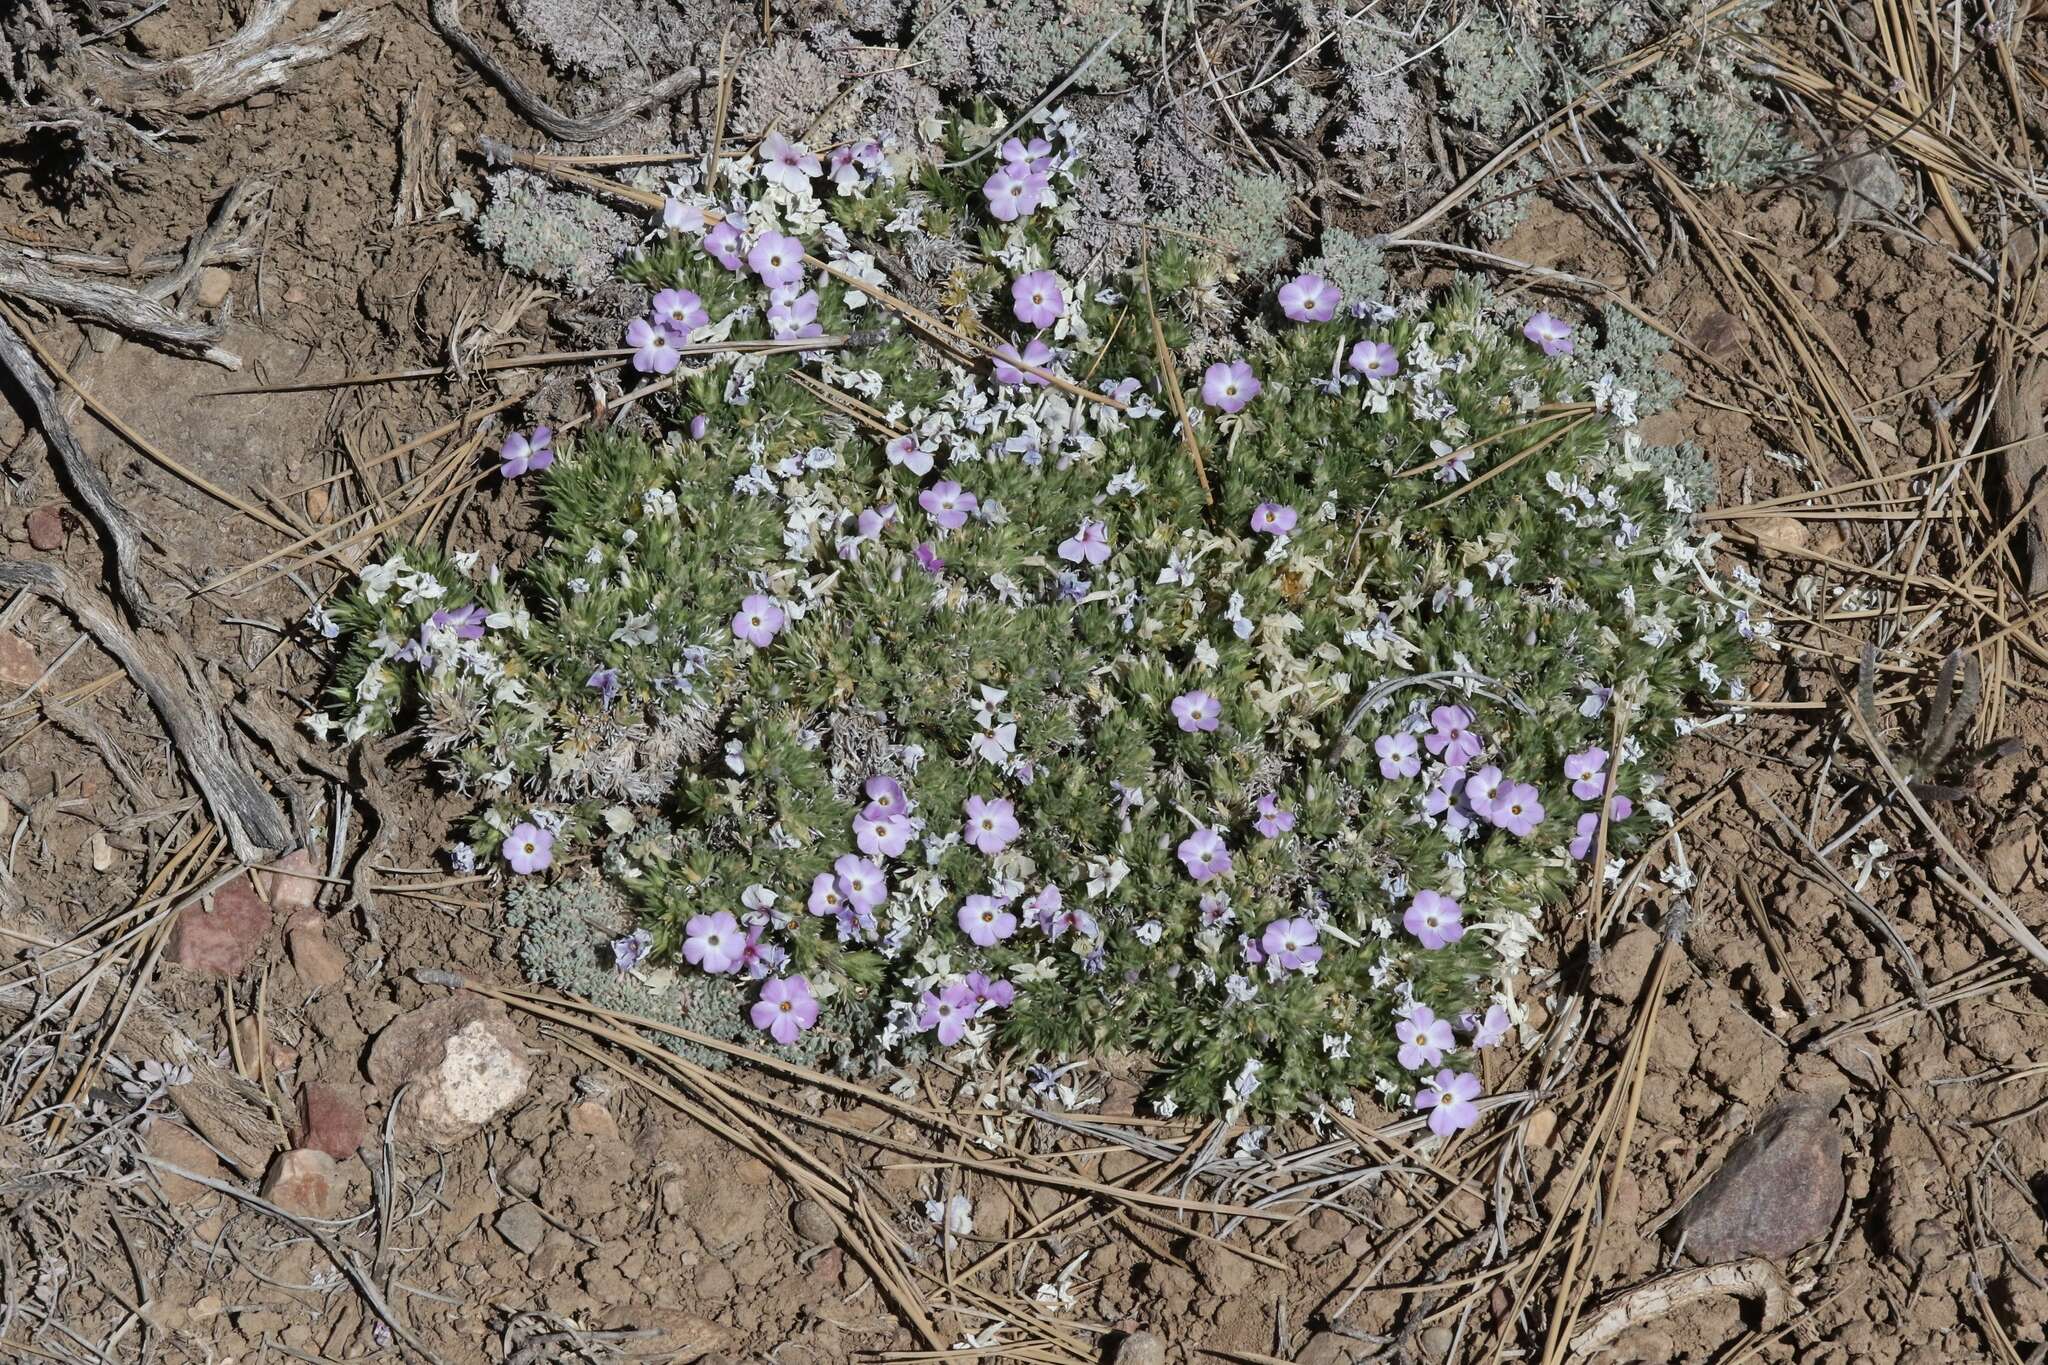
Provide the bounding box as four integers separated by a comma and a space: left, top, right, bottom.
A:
319, 112, 1756, 1122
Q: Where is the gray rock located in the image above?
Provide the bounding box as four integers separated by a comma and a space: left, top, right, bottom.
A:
1672, 1100, 1844, 1261
497, 1202, 547, 1255
791, 1198, 838, 1246
367, 994, 532, 1148
1112, 1331, 1165, 1365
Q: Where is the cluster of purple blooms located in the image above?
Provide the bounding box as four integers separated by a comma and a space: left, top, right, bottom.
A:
1377, 704, 1551, 838
1394, 1002, 1509, 1136
980, 135, 1059, 223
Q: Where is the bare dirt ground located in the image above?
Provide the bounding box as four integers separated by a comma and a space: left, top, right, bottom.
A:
3, 2, 2047, 1363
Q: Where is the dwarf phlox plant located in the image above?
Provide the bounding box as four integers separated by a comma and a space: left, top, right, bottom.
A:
321, 110, 1755, 1122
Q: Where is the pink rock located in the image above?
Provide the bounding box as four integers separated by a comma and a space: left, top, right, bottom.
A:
297, 1082, 365, 1161
0, 631, 40, 690
256, 848, 324, 925
261, 1148, 340, 1219
288, 921, 347, 992
167, 876, 272, 978
143, 1122, 226, 1204
26, 506, 66, 552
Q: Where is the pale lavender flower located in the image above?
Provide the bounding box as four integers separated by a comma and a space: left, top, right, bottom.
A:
1058, 518, 1110, 565
1201, 360, 1261, 413
731, 594, 785, 647
856, 810, 911, 859
864, 775, 908, 818
747, 231, 806, 289
612, 927, 653, 972
886, 434, 934, 476
958, 894, 1017, 947
750, 974, 819, 1044
498, 426, 554, 478
1171, 689, 1221, 733
1424, 705, 1481, 765
683, 910, 743, 973
703, 221, 746, 271
626, 316, 679, 375
914, 542, 945, 574
1493, 783, 1545, 837
1569, 811, 1602, 860
503, 823, 553, 875
758, 131, 822, 194
1259, 917, 1322, 971
767, 287, 821, 339
1564, 746, 1608, 800
1011, 270, 1065, 328
1415, 1069, 1483, 1137
963, 795, 1019, 855
1523, 311, 1573, 356
965, 970, 1015, 1009
1404, 890, 1464, 950
992, 337, 1053, 387
663, 197, 705, 233
1396, 1006, 1454, 1070
983, 164, 1049, 221
688, 413, 711, 440
652, 288, 708, 337
1375, 732, 1421, 779
834, 853, 888, 910
919, 480, 977, 530
1250, 502, 1297, 535
1278, 272, 1339, 322
1177, 827, 1232, 882
807, 872, 845, 917
1348, 339, 1399, 379
1466, 1003, 1511, 1049
919, 982, 978, 1045
1463, 766, 1509, 823
1253, 793, 1294, 838
586, 666, 621, 707
1000, 135, 1053, 173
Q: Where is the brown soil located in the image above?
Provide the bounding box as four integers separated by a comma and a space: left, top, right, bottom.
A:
3, 3, 2045, 1364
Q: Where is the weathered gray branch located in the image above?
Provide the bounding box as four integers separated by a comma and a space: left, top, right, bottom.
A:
75, 0, 373, 117
0, 246, 239, 368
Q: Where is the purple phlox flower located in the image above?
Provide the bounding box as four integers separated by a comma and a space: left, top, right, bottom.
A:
626, 316, 679, 375
1199, 893, 1235, 928
1024, 883, 1066, 936
586, 666, 622, 707
992, 337, 1054, 387
502, 823, 553, 875
1201, 359, 1261, 413
864, 775, 908, 817
1466, 1003, 1511, 1050
1420, 767, 1466, 819
612, 927, 653, 972
750, 974, 819, 1045
1177, 827, 1232, 883
688, 413, 711, 440
737, 925, 787, 980
1424, 705, 1481, 765
983, 163, 1050, 222
1569, 804, 1629, 858
828, 139, 884, 189
1239, 932, 1265, 966
958, 894, 1017, 947
703, 220, 746, 271
1000, 135, 1054, 173
919, 480, 977, 530
1250, 502, 1298, 535
1171, 689, 1222, 734
965, 970, 1015, 1010
682, 910, 743, 974
855, 809, 912, 859
651, 288, 708, 338
758, 131, 822, 194
430, 604, 487, 640
1259, 917, 1322, 972
839, 504, 894, 560
1254, 793, 1295, 839
1493, 783, 1545, 837
885, 433, 934, 477
1404, 889, 1464, 950
1058, 518, 1111, 565
919, 981, 979, 1046
1564, 746, 1609, 801
767, 287, 822, 340
963, 795, 1020, 855
1396, 1006, 1455, 1070
731, 594, 785, 648
834, 902, 879, 944
1610, 793, 1634, 822
747, 231, 806, 289
663, 197, 705, 234
807, 872, 846, 918
1278, 272, 1340, 323
1375, 731, 1421, 779
1011, 271, 1066, 328
833, 853, 888, 910
1415, 1069, 1483, 1137
1348, 339, 1400, 379
1523, 311, 1573, 356
1463, 765, 1509, 823
498, 426, 554, 478
913, 542, 946, 574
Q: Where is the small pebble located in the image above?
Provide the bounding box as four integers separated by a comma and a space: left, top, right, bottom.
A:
26, 506, 65, 551
791, 1198, 838, 1246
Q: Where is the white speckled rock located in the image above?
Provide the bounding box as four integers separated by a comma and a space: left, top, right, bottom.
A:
367, 994, 532, 1147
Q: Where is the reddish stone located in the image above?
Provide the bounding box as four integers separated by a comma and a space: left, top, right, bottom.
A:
167, 876, 273, 978
25, 506, 65, 552
297, 1082, 365, 1161
0, 631, 39, 690
287, 920, 347, 991
261, 1148, 340, 1219
143, 1122, 226, 1204
257, 848, 323, 924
